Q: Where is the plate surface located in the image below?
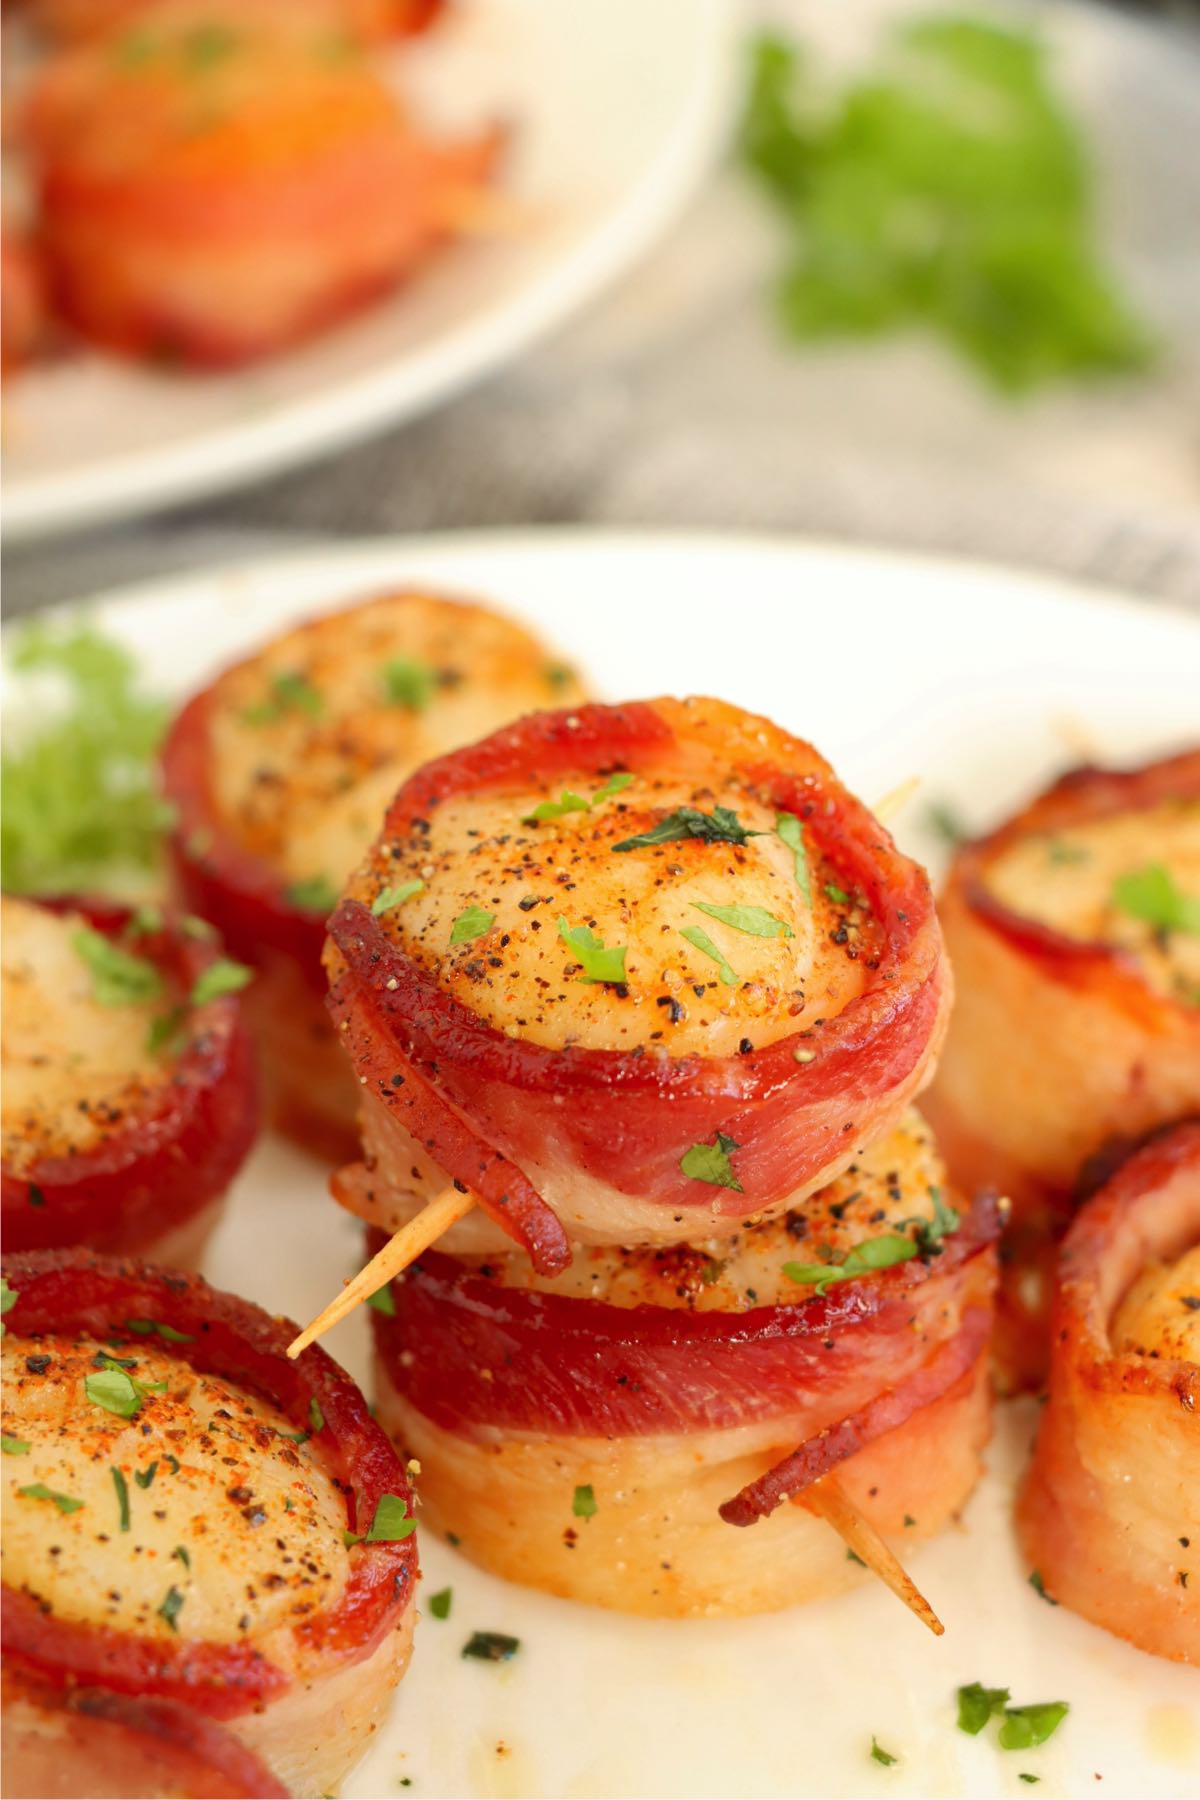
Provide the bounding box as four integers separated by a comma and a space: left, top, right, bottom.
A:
1, 0, 736, 542
18, 533, 1200, 1800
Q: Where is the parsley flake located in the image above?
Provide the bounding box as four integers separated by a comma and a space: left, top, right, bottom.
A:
462, 1631, 520, 1662
2, 1435, 32, 1455
134, 1461, 159, 1490
525, 771, 633, 825
18, 1483, 83, 1514
558, 919, 628, 985
1028, 1569, 1058, 1605
775, 812, 813, 903
372, 880, 425, 916
366, 1283, 396, 1317
123, 1319, 193, 1344
158, 1586, 185, 1632
1112, 864, 1200, 936
680, 1133, 743, 1192
692, 901, 793, 939
679, 924, 737, 986
428, 1587, 453, 1620
284, 876, 339, 914
1, 1276, 16, 1334
242, 671, 322, 726
613, 806, 763, 853
381, 657, 437, 712
72, 929, 163, 1007
572, 1484, 598, 1518
111, 1466, 131, 1532
824, 882, 852, 906
999, 1704, 1069, 1751
450, 906, 495, 946
870, 1738, 898, 1767
190, 958, 253, 1006
345, 1492, 417, 1546
957, 1682, 1010, 1735
84, 1365, 167, 1420
783, 1233, 918, 1296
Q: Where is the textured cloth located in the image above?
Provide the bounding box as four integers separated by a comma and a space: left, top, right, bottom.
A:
5, 1, 1200, 617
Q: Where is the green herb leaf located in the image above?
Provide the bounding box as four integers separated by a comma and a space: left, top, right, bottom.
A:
18, 1483, 83, 1514
523, 789, 591, 824
128, 904, 163, 935
190, 958, 253, 1006
2, 1435, 32, 1455
146, 1007, 187, 1058
428, 1586, 453, 1620
84, 1366, 167, 1420
572, 1484, 598, 1518
739, 24, 1155, 393
366, 1283, 396, 1317
173, 1544, 191, 1570
1111, 864, 1200, 936
680, 1133, 743, 1192
381, 657, 437, 713
158, 1586, 185, 1632
134, 1461, 158, 1489
543, 663, 575, 691
927, 801, 967, 847
1028, 1569, 1058, 1605
692, 901, 793, 939
679, 925, 738, 986
242, 670, 322, 726
957, 1682, 1010, 1735
824, 882, 852, 906
309, 1397, 325, 1435
613, 806, 764, 853
870, 1738, 898, 1767
592, 772, 634, 805
558, 919, 628, 985
372, 880, 425, 916
1, 624, 171, 896
124, 1319, 193, 1343
72, 929, 163, 1007
348, 1493, 418, 1544
1019, 1777, 1041, 1785
284, 876, 339, 913
775, 812, 812, 904
180, 914, 217, 941
998, 1703, 1069, 1751
1, 1276, 16, 1333
449, 906, 495, 946
111, 1466, 131, 1532
903, 1187, 961, 1259
783, 1233, 918, 1296
462, 1631, 520, 1662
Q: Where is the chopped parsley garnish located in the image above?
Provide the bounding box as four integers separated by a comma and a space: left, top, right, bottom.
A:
558, 919, 628, 985
1019, 1777, 1041, 1786
926, 800, 967, 847
72, 928, 163, 1007
372, 880, 425, 916
462, 1631, 520, 1662
2, 1435, 31, 1454
158, 1586, 185, 1632
680, 1133, 743, 1192
146, 1007, 187, 1057
309, 1397, 325, 1434
124, 1319, 193, 1343
380, 657, 437, 713
366, 1283, 396, 1316
428, 1587, 453, 1620
449, 906, 495, 946
957, 1682, 1010, 1735
242, 670, 322, 726
869, 1738, 897, 1767
84, 1364, 167, 1420
692, 901, 793, 939
1, 623, 170, 896
135, 1462, 159, 1490
903, 1187, 961, 1259
18, 1483, 82, 1514
345, 1493, 417, 1546
128, 904, 163, 935
679, 924, 737, 986
612, 806, 763, 853
543, 663, 575, 690
1111, 863, 1200, 936
783, 1232, 918, 1296
775, 812, 812, 904
999, 1703, 1069, 1751
191, 958, 254, 1006
173, 1544, 191, 1569
740, 22, 1154, 392
284, 876, 339, 913
111, 1466, 131, 1532
524, 769, 633, 826
824, 882, 852, 907
572, 1484, 598, 1518
180, 914, 217, 941
1028, 1569, 1058, 1604
1, 1276, 16, 1334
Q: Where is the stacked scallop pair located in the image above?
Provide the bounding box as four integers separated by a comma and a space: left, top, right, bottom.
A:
0, 594, 591, 1799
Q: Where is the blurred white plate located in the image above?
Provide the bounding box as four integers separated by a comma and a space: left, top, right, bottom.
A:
23, 531, 1199, 1800
1, 0, 737, 542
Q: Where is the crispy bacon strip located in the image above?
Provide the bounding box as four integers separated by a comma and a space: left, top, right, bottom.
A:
1017, 1122, 1200, 1664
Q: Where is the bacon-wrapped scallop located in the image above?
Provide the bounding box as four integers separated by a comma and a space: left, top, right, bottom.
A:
2, 1658, 286, 1799
324, 697, 951, 1268
1, 1250, 419, 1796
370, 1112, 998, 1617
1017, 1121, 1200, 1664
1, 895, 257, 1265
923, 749, 1200, 1387
160, 590, 586, 1159
20, 8, 496, 367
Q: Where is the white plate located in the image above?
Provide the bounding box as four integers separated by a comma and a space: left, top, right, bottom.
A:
0, 0, 736, 543
16, 533, 1200, 1800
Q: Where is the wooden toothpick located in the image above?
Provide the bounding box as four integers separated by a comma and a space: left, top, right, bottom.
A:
800, 1474, 945, 1636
